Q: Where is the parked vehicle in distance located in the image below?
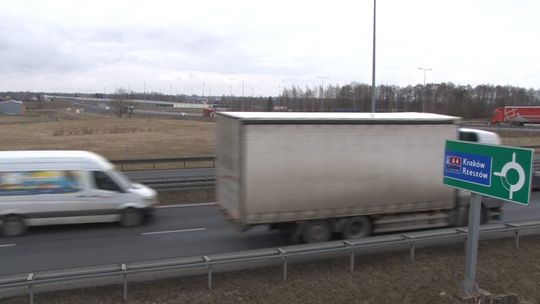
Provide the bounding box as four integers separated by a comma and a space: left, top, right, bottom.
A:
216, 112, 503, 243
490, 106, 540, 126
0, 151, 157, 236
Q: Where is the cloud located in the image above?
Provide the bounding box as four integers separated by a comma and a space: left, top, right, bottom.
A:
1, 0, 540, 95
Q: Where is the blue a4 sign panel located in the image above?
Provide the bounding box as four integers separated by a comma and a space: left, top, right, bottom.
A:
444, 151, 492, 186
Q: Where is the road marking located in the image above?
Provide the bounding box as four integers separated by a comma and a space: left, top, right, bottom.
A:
156, 202, 216, 209
0, 244, 15, 248
142, 228, 206, 236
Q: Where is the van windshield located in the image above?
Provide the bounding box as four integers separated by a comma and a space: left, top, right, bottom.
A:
108, 170, 133, 189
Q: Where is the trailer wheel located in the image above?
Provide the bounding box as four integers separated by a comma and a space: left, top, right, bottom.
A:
302, 221, 331, 243
1, 215, 27, 237
119, 208, 145, 227
342, 217, 371, 239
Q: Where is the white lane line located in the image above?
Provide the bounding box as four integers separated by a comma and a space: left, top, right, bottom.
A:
156, 202, 216, 209
0, 244, 15, 248
142, 228, 206, 236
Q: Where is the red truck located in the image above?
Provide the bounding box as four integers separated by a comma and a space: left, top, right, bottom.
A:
491, 106, 540, 126
203, 108, 216, 117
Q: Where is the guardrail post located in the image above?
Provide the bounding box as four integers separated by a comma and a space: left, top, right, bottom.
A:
403, 234, 415, 261
203, 256, 212, 290
277, 248, 287, 282
343, 241, 356, 273
121, 263, 128, 303
27, 273, 34, 304
505, 224, 520, 250
456, 227, 468, 253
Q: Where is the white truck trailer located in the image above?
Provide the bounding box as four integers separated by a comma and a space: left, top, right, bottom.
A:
216, 112, 502, 243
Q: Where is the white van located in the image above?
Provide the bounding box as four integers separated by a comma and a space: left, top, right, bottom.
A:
0, 151, 157, 236
458, 128, 502, 145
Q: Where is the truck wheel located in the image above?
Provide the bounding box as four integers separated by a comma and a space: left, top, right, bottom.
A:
342, 217, 371, 239
302, 221, 331, 243
120, 208, 144, 227
1, 215, 27, 237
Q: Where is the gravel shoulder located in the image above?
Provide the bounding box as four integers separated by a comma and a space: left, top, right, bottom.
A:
2, 236, 540, 304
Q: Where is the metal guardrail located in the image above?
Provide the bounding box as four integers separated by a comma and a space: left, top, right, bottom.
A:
111, 149, 539, 173
111, 156, 216, 171
129, 175, 215, 190
2, 219, 540, 303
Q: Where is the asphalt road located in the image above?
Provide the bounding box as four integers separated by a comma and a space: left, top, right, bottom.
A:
1, 192, 540, 276
0, 203, 289, 275
462, 124, 540, 133
73, 102, 201, 119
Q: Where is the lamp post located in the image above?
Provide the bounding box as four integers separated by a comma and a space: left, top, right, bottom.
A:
418, 67, 432, 112
317, 76, 329, 112
371, 0, 376, 113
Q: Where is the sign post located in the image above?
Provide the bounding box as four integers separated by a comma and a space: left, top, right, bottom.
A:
443, 140, 533, 297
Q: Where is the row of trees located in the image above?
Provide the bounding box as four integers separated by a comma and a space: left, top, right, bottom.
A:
3, 83, 540, 119
215, 83, 540, 119
273, 83, 540, 119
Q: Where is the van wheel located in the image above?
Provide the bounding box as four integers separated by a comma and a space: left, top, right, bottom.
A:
1, 215, 27, 237
302, 221, 331, 243
342, 217, 371, 239
120, 208, 144, 227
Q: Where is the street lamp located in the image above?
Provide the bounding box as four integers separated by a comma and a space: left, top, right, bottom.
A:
418, 67, 432, 112
317, 76, 329, 112
371, 0, 377, 113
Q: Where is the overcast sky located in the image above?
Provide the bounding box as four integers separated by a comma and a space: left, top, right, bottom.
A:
0, 0, 539, 96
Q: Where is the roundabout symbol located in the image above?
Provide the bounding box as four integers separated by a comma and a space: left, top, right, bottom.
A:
493, 152, 525, 200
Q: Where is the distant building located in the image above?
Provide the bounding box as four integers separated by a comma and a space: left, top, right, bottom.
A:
0, 100, 24, 115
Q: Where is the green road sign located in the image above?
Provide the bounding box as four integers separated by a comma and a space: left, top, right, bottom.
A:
443, 140, 534, 205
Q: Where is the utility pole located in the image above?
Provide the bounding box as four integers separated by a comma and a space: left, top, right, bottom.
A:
371, 0, 377, 112
418, 67, 432, 112
317, 76, 329, 112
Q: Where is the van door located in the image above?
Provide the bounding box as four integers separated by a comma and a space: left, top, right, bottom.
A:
78, 170, 130, 222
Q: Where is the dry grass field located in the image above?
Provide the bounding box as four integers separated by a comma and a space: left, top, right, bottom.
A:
2, 112, 540, 159
2, 102, 540, 160
0, 114, 215, 160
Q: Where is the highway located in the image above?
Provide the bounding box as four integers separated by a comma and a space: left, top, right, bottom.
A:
463, 123, 540, 133
73, 101, 202, 119
1, 192, 540, 276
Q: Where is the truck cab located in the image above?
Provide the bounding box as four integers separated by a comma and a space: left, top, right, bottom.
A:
458, 128, 502, 145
